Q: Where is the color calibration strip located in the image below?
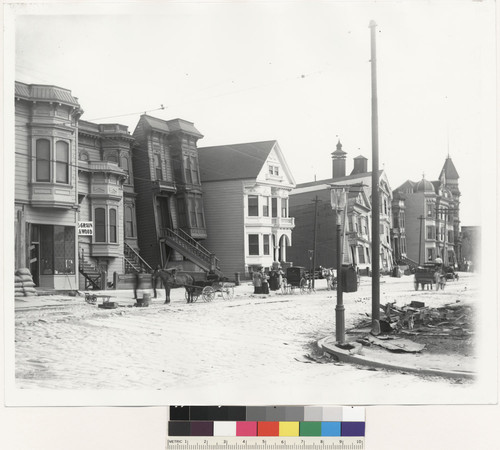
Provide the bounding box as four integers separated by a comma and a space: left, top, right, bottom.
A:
168, 406, 365, 437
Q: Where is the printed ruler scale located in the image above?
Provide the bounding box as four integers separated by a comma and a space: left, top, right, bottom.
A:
166, 406, 365, 450
166, 437, 365, 450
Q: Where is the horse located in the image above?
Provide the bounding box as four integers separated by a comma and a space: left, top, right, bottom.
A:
152, 268, 195, 304
321, 267, 336, 290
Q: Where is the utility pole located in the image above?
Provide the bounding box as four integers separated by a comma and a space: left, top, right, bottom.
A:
312, 196, 319, 288
369, 20, 380, 328
418, 215, 425, 265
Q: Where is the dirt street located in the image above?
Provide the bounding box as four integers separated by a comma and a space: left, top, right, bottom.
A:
13, 273, 482, 405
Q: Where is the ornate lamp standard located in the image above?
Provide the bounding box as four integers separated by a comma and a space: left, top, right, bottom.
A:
330, 185, 348, 344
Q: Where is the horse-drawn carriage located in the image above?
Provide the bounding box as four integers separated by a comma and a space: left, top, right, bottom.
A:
281, 266, 314, 294
187, 277, 235, 302
414, 263, 446, 291
153, 268, 234, 303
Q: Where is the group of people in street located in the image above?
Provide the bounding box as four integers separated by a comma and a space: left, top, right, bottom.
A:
252, 267, 284, 294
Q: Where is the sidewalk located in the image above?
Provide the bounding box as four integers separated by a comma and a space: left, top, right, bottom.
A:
318, 334, 476, 380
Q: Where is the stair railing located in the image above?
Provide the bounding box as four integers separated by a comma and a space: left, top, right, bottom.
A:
124, 242, 152, 272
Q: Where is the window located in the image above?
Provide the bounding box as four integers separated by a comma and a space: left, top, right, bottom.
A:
426, 225, 435, 240
357, 246, 366, 264
248, 195, 259, 216
448, 230, 453, 243
55, 141, 69, 183
125, 206, 134, 237
35, 138, 71, 184
269, 165, 279, 176
36, 139, 51, 182
281, 198, 288, 217
196, 196, 205, 228
189, 198, 197, 226
272, 198, 278, 217
121, 156, 130, 183
263, 235, 270, 255
427, 204, 434, 217
155, 154, 162, 181
184, 156, 199, 184
248, 234, 259, 255
263, 197, 270, 217
94, 208, 106, 242
191, 156, 199, 184
109, 209, 117, 243
427, 248, 434, 261
177, 198, 187, 228
39, 225, 75, 275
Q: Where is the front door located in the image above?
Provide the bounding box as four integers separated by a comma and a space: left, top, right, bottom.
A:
29, 225, 40, 286
157, 196, 172, 230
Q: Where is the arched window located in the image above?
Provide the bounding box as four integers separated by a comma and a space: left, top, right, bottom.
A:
125, 206, 134, 237
56, 141, 69, 183
109, 209, 117, 243
94, 208, 106, 242
36, 139, 51, 182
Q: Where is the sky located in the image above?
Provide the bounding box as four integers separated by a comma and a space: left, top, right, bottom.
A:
6, 1, 497, 226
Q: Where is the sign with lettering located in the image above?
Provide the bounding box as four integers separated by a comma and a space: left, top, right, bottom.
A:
78, 221, 93, 236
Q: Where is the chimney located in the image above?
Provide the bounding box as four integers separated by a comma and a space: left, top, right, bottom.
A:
331, 140, 347, 178
351, 155, 368, 175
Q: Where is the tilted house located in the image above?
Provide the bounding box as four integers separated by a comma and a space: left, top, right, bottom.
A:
132, 115, 220, 274
198, 141, 296, 277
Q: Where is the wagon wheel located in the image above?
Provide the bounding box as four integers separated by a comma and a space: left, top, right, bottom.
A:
221, 283, 234, 300
299, 277, 308, 294
202, 286, 215, 302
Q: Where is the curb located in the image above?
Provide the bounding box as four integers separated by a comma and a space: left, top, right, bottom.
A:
317, 336, 476, 380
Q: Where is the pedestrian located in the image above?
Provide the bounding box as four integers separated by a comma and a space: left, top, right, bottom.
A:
152, 265, 161, 298
252, 268, 262, 294
133, 269, 141, 300
269, 269, 279, 291
261, 268, 269, 295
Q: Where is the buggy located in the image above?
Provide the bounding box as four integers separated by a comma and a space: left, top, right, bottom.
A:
282, 266, 314, 294
414, 263, 446, 290
186, 273, 235, 302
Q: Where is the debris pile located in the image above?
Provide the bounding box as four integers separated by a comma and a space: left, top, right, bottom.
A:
350, 300, 474, 354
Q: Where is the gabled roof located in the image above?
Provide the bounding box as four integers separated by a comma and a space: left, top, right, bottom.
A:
198, 141, 277, 182
439, 157, 460, 180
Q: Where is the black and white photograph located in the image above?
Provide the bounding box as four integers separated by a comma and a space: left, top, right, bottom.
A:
2, 0, 497, 412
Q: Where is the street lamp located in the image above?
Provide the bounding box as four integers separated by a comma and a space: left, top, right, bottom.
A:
330, 185, 348, 344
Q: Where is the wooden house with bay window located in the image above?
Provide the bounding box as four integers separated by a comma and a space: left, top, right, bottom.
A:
14, 82, 83, 291
198, 140, 296, 277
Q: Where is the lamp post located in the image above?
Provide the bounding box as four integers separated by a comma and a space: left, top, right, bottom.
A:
330, 185, 348, 344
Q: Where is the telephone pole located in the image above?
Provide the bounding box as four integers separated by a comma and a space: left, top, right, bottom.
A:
369, 20, 380, 329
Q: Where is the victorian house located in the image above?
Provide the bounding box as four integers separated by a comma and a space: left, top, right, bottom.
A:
132, 115, 219, 274
198, 141, 296, 277
15, 82, 83, 291
288, 141, 394, 274
393, 156, 460, 268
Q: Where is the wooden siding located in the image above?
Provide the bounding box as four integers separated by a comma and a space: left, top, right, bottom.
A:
132, 127, 160, 267
202, 180, 245, 275
288, 189, 338, 268
15, 103, 31, 202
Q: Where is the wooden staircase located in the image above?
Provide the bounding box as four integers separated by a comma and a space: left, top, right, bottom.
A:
399, 255, 420, 271
124, 242, 153, 274
159, 227, 222, 275
79, 250, 103, 290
